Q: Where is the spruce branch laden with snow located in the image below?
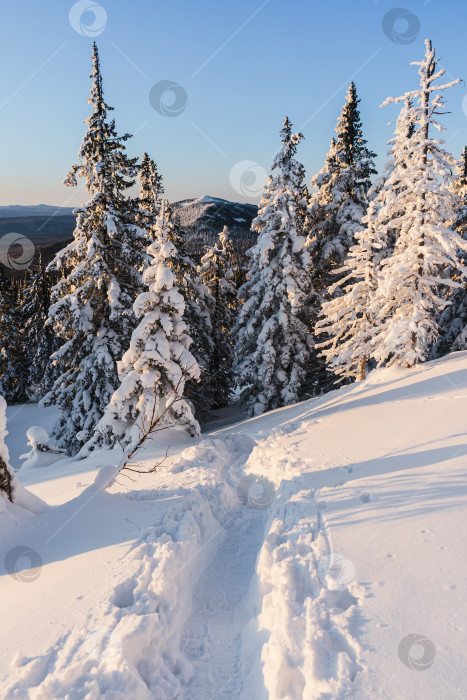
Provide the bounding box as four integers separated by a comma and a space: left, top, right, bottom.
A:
42, 43, 146, 454
433, 146, 467, 356
21, 253, 59, 400
234, 117, 312, 415
317, 98, 416, 381
138, 152, 164, 226
103, 371, 191, 488
306, 82, 376, 300
165, 206, 215, 420
199, 225, 237, 410
0, 272, 30, 404
87, 201, 201, 452
304, 82, 376, 391
369, 38, 467, 368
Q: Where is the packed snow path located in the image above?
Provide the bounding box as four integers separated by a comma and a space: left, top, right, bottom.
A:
180, 506, 268, 699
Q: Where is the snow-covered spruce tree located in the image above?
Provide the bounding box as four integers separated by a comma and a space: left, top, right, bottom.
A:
199, 226, 237, 409
306, 82, 376, 299
303, 83, 376, 394
316, 98, 417, 381
42, 43, 145, 454
453, 146, 467, 236
135, 178, 213, 419
0, 271, 29, 404
131, 152, 165, 278
88, 201, 200, 450
432, 146, 467, 355
164, 206, 214, 420
316, 199, 387, 382
234, 117, 312, 416
0, 272, 16, 403
370, 39, 466, 368
12, 279, 31, 403
137, 152, 164, 228
21, 253, 58, 399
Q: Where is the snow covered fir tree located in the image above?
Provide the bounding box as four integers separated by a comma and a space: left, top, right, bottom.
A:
317, 97, 416, 380
368, 40, 467, 369
234, 117, 312, 415
199, 226, 237, 408
304, 82, 376, 390
432, 146, 467, 356
306, 81, 376, 299
316, 195, 387, 382
88, 201, 200, 451
137, 152, 164, 225
136, 151, 165, 249
41, 43, 146, 454
319, 41, 467, 376
21, 254, 58, 399
163, 205, 215, 419
0, 272, 20, 404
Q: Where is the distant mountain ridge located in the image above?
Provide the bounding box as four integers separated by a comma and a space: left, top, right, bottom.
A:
0, 197, 258, 249
0, 197, 258, 271
0, 204, 75, 218
172, 196, 258, 242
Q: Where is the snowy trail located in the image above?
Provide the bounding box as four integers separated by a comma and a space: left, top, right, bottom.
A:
0, 435, 259, 699
180, 505, 267, 699
4, 354, 467, 698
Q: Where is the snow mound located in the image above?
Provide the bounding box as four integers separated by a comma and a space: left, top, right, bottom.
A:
26, 426, 50, 448
19, 426, 65, 472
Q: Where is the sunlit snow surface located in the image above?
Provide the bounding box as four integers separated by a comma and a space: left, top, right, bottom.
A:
1, 352, 467, 698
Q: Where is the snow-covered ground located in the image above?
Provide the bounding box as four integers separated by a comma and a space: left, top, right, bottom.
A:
1, 352, 467, 698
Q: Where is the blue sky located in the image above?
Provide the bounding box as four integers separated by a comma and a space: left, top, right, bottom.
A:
0, 0, 466, 206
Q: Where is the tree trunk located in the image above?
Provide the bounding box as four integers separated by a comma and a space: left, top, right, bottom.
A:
357, 356, 367, 381
412, 41, 435, 359
0, 456, 12, 501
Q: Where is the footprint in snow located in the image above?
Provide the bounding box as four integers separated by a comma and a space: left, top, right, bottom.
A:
323, 589, 358, 612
